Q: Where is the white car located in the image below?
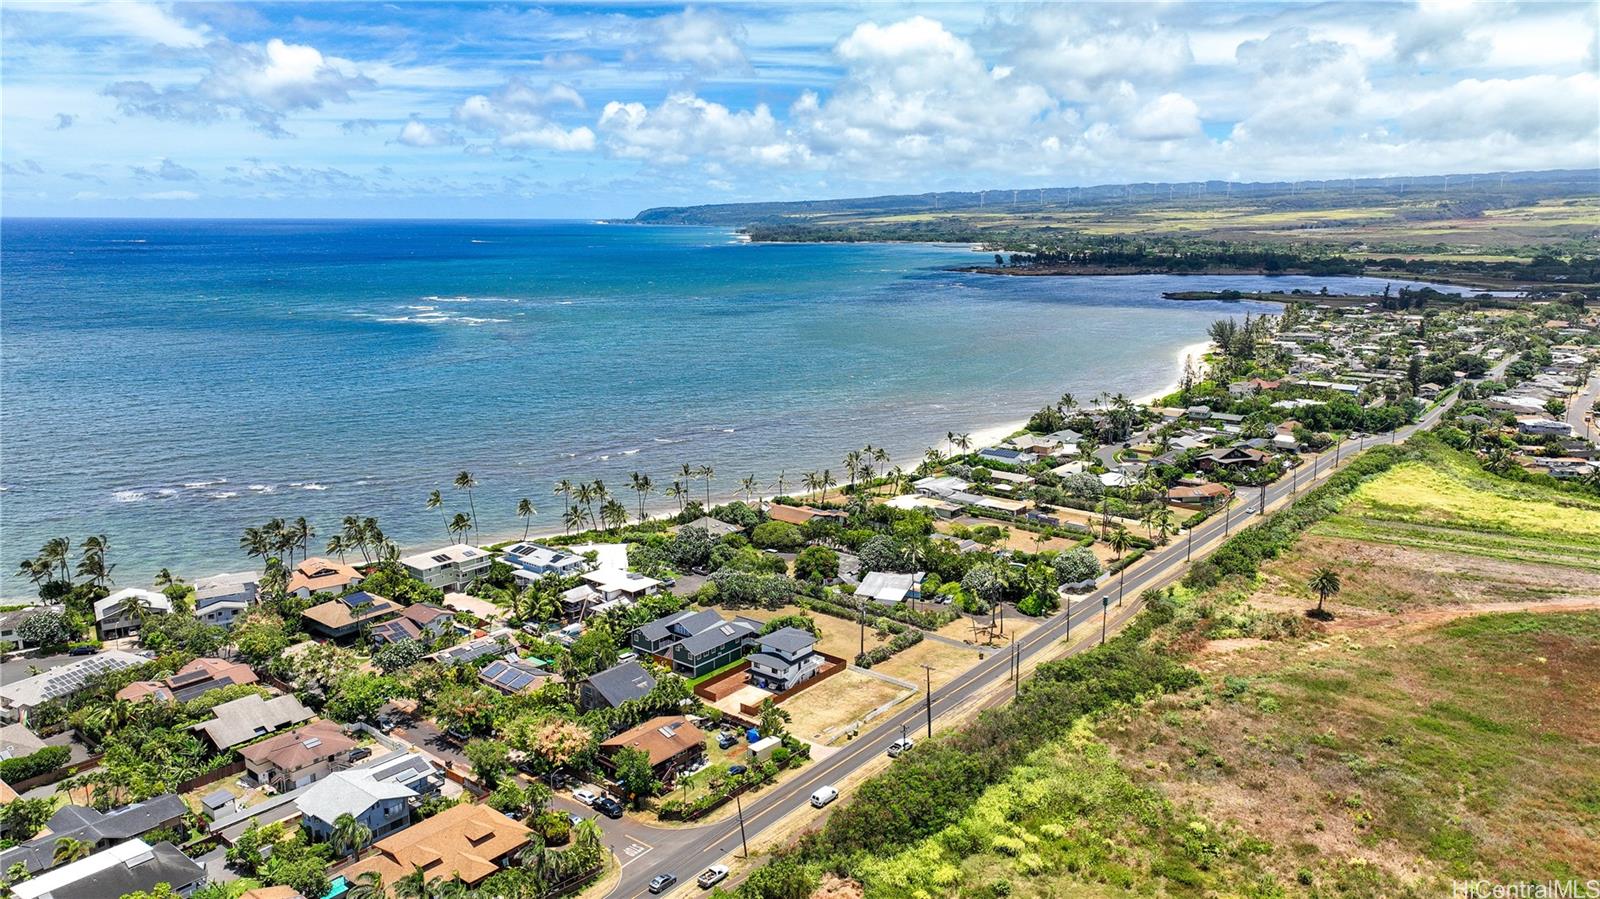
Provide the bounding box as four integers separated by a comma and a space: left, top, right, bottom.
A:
697, 865, 729, 889
572, 787, 600, 806
888, 737, 915, 758
810, 785, 839, 808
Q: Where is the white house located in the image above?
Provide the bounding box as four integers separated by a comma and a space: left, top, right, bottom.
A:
582, 569, 662, 603
400, 544, 493, 591
1516, 418, 1573, 437
192, 572, 259, 630
501, 543, 590, 576
855, 571, 926, 605
93, 588, 173, 640
746, 627, 822, 692
0, 651, 147, 723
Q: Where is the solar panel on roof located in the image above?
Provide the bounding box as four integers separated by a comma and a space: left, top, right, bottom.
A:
170, 669, 209, 687
303, 737, 322, 749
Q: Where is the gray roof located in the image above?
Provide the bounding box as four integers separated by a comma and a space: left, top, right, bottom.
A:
585, 661, 656, 708
201, 789, 235, 812
0, 723, 48, 760
207, 750, 440, 841
758, 626, 816, 655
296, 770, 414, 826
682, 516, 742, 537
0, 794, 189, 874
11, 840, 203, 899
636, 608, 722, 644
192, 693, 314, 748
675, 618, 757, 656
746, 652, 790, 669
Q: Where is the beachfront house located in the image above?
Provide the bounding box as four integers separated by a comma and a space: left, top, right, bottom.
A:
581, 569, 662, 603
746, 627, 822, 692
400, 544, 493, 592
286, 557, 364, 598
93, 588, 172, 640
192, 572, 259, 629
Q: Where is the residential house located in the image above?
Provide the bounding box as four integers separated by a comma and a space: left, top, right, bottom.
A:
93, 588, 172, 640
581, 569, 662, 603
680, 516, 744, 538
0, 651, 146, 723
1516, 417, 1573, 437
240, 721, 359, 790
399, 545, 493, 592
1167, 482, 1233, 507
191, 693, 315, 751
912, 475, 971, 498
0, 795, 190, 875
855, 571, 926, 606
501, 543, 590, 577
746, 627, 822, 692
599, 715, 705, 783
630, 609, 764, 677
766, 504, 847, 526
368, 604, 454, 646
0, 723, 47, 761
430, 629, 515, 666
977, 447, 1035, 466
579, 660, 656, 711
206, 751, 441, 847
301, 591, 401, 641
116, 657, 259, 704
1196, 446, 1268, 472
339, 802, 531, 888
10, 839, 205, 899
285, 558, 364, 599
192, 572, 259, 629
478, 658, 549, 695
0, 609, 36, 648
298, 770, 416, 850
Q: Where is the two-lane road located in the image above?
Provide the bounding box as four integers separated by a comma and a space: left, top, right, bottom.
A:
600, 370, 1493, 899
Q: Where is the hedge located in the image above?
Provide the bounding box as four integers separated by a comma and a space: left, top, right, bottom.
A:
797, 595, 956, 631
0, 745, 70, 784
854, 630, 923, 668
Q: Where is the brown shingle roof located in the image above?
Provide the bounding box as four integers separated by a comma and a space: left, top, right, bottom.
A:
286, 557, 363, 595
600, 715, 705, 767
239, 721, 356, 772
339, 802, 531, 888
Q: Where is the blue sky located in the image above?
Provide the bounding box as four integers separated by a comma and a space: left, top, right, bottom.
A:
2, 1, 1596, 218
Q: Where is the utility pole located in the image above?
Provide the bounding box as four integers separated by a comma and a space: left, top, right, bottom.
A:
1117, 565, 1126, 607
1065, 593, 1072, 639
858, 596, 865, 658
1100, 596, 1110, 645
1186, 527, 1192, 562
734, 792, 749, 858
1259, 482, 1267, 515
1012, 641, 1020, 699
921, 665, 934, 737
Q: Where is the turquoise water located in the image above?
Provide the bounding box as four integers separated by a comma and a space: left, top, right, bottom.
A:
2, 219, 1429, 594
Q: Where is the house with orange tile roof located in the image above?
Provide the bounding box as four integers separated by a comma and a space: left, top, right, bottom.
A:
286, 557, 364, 598
338, 801, 531, 888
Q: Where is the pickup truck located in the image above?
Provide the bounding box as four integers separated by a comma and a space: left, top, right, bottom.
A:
697, 865, 729, 889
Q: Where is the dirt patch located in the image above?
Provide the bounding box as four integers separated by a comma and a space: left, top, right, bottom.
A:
873, 638, 988, 693
780, 668, 912, 745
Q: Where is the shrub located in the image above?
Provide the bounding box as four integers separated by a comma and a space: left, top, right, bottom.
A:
750, 521, 806, 552
792, 545, 839, 582
1052, 546, 1101, 584
0, 745, 71, 784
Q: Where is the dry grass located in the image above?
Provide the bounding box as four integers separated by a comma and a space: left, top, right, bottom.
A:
873, 637, 988, 693
782, 669, 912, 745
734, 604, 889, 660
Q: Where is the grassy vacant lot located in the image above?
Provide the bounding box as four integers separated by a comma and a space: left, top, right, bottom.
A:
1313, 451, 1600, 574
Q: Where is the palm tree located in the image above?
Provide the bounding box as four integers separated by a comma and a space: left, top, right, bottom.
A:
426, 490, 447, 539
77, 534, 114, 587
664, 480, 687, 514
346, 871, 386, 899
454, 471, 479, 542
771, 469, 787, 498
153, 568, 180, 589
561, 505, 586, 535
40, 537, 72, 585
739, 475, 759, 505
1151, 507, 1176, 545
331, 812, 374, 859
448, 513, 473, 544
601, 498, 629, 532
629, 472, 654, 520
393, 866, 430, 899
553, 478, 574, 514
325, 534, 349, 561
696, 465, 714, 509
516, 498, 536, 539
1107, 526, 1133, 560
948, 431, 972, 454
923, 446, 943, 468
818, 469, 836, 504
843, 450, 864, 494
1057, 392, 1076, 414
342, 516, 370, 563
293, 517, 315, 562
1308, 566, 1342, 617
51, 837, 91, 866
574, 482, 597, 530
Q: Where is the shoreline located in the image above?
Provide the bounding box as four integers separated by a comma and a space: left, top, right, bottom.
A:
952, 263, 1533, 294
463, 336, 1218, 556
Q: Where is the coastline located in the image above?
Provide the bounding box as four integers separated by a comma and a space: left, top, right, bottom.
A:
464, 335, 1217, 556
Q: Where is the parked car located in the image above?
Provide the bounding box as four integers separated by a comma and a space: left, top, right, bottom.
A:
572, 787, 600, 806
727, 765, 747, 776
810, 785, 838, 808
697, 865, 729, 889
716, 731, 738, 750
888, 738, 915, 758
594, 796, 625, 819
649, 873, 677, 894
567, 813, 585, 827
347, 747, 373, 762
661, 576, 677, 587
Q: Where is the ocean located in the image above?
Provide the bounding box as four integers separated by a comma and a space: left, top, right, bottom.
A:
0, 218, 1435, 595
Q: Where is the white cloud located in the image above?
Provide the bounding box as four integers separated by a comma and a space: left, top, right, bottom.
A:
44, 1, 211, 48
648, 7, 747, 71
395, 118, 461, 148
1404, 73, 1600, 141
1124, 93, 1202, 141
599, 93, 801, 165
105, 37, 375, 136
131, 157, 199, 180
137, 189, 199, 200
452, 78, 594, 151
